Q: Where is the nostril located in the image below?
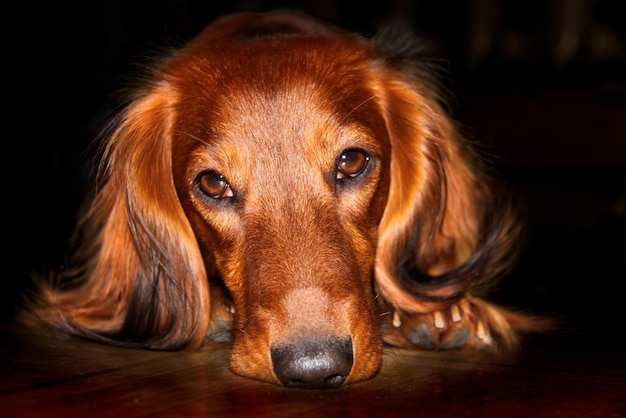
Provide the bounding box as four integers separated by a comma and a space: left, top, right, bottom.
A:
271, 339, 353, 389
323, 374, 346, 388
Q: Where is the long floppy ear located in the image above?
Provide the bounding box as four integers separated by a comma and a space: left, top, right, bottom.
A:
22, 84, 211, 350
373, 70, 521, 315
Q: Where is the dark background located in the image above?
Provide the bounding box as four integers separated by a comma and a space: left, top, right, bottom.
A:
6, 1, 625, 346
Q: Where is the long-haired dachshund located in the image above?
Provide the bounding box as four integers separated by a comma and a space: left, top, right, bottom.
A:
22, 10, 542, 389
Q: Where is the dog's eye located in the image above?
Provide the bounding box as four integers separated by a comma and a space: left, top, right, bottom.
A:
198, 171, 234, 199
336, 149, 370, 180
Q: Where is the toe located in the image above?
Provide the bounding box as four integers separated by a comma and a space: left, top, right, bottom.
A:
441, 327, 469, 349
409, 323, 436, 350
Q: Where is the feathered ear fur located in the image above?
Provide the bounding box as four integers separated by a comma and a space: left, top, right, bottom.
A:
21, 84, 211, 350
373, 68, 521, 316
370, 22, 550, 351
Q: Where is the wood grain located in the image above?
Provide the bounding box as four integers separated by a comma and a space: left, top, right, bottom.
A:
2, 322, 624, 418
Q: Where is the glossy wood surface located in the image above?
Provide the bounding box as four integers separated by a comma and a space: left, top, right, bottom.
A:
2, 321, 625, 418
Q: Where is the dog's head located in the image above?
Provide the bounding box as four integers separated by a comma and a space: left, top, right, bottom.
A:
170, 12, 394, 387
26, 11, 524, 389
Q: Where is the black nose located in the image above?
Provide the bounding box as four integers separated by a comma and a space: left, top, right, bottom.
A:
271, 339, 353, 389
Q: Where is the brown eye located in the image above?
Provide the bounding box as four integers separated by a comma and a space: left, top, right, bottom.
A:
336, 149, 370, 180
198, 171, 233, 199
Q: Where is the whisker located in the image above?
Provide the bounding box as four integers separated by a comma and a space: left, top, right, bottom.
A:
336, 95, 376, 127
174, 129, 211, 147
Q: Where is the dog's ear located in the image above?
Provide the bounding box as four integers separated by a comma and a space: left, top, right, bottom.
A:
373, 72, 521, 314
24, 85, 211, 350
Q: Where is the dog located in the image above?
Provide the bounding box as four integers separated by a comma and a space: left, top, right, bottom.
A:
22, 10, 542, 389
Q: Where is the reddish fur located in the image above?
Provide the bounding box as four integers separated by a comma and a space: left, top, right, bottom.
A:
21, 11, 544, 387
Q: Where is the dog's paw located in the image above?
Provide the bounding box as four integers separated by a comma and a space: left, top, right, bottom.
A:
381, 296, 524, 351
401, 299, 492, 350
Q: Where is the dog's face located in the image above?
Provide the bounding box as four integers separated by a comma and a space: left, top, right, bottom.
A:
171, 37, 392, 386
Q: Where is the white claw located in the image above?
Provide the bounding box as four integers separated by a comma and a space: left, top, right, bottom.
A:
450, 304, 462, 322
476, 321, 486, 340
434, 311, 445, 329
392, 311, 402, 328
475, 319, 493, 345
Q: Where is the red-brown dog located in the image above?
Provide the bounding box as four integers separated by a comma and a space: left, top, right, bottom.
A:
23, 10, 540, 389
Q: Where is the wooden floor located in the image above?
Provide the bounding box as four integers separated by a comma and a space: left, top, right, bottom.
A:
1, 320, 625, 418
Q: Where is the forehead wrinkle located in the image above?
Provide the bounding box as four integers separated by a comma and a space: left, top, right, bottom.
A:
219, 82, 333, 170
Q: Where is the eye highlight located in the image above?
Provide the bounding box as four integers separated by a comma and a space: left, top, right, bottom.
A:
197, 170, 234, 199
336, 149, 370, 180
